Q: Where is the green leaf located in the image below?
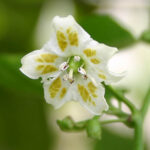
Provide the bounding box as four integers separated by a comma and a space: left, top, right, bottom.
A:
0, 86, 54, 150
0, 0, 44, 53
141, 29, 150, 43
0, 54, 42, 96
78, 14, 135, 49
86, 118, 101, 140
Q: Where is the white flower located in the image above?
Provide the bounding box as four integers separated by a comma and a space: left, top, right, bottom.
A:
20, 15, 123, 115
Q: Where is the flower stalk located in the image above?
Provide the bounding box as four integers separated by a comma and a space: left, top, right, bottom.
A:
57, 85, 150, 150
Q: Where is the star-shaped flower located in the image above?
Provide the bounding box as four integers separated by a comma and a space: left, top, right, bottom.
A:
20, 15, 122, 115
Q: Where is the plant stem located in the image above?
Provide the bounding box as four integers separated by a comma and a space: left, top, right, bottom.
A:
100, 118, 126, 125
141, 87, 150, 119
133, 87, 150, 150
134, 116, 143, 150
105, 108, 129, 118
106, 85, 136, 113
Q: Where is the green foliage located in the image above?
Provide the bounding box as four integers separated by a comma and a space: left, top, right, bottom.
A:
78, 14, 135, 49
0, 54, 42, 95
94, 128, 133, 150
0, 87, 54, 150
0, 0, 44, 53
0, 0, 55, 150
141, 29, 150, 43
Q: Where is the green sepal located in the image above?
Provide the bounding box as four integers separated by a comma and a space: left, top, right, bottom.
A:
57, 116, 74, 131
86, 118, 101, 140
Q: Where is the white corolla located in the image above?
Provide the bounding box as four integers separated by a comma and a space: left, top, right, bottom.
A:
20, 15, 122, 115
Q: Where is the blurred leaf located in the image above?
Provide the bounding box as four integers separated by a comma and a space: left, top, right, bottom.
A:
78, 14, 135, 49
0, 54, 42, 96
74, 0, 99, 16
0, 0, 45, 53
86, 118, 101, 140
141, 29, 150, 43
94, 128, 133, 150
0, 87, 54, 150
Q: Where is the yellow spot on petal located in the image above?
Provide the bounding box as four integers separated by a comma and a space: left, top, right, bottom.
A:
78, 84, 90, 102
41, 54, 58, 63
36, 58, 44, 63
92, 101, 96, 106
88, 82, 98, 98
67, 27, 78, 46
49, 77, 62, 98
66, 27, 71, 34
36, 65, 44, 71
60, 88, 67, 99
93, 94, 98, 98
98, 74, 106, 80
90, 58, 100, 64
57, 31, 67, 51
42, 65, 58, 74
83, 49, 96, 57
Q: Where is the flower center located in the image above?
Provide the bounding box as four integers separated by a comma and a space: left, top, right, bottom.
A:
59, 56, 87, 83
68, 56, 84, 73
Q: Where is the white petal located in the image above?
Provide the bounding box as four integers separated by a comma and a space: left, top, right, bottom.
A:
20, 49, 64, 79
44, 15, 91, 56
75, 77, 108, 115
43, 73, 75, 109
82, 40, 123, 84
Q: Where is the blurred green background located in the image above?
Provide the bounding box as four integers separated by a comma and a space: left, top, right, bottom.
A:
0, 0, 150, 150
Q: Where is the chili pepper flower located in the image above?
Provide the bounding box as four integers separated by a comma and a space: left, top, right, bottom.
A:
20, 15, 122, 114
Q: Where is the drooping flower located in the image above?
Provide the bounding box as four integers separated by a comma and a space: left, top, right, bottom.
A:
20, 15, 122, 115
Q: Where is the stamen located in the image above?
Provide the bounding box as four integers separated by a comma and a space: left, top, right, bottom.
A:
68, 69, 74, 83
59, 62, 69, 71
78, 67, 88, 80
74, 56, 80, 62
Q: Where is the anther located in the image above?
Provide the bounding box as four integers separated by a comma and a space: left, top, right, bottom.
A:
59, 62, 69, 71
78, 67, 88, 80
74, 56, 81, 62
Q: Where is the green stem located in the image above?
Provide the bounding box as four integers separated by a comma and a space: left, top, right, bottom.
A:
105, 108, 129, 118
133, 87, 150, 150
106, 85, 136, 113
100, 118, 126, 125
141, 87, 150, 119
134, 116, 144, 150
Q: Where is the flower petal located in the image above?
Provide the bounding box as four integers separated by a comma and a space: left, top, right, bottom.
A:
75, 77, 108, 115
20, 49, 64, 79
43, 73, 74, 109
44, 15, 91, 56
82, 40, 123, 84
